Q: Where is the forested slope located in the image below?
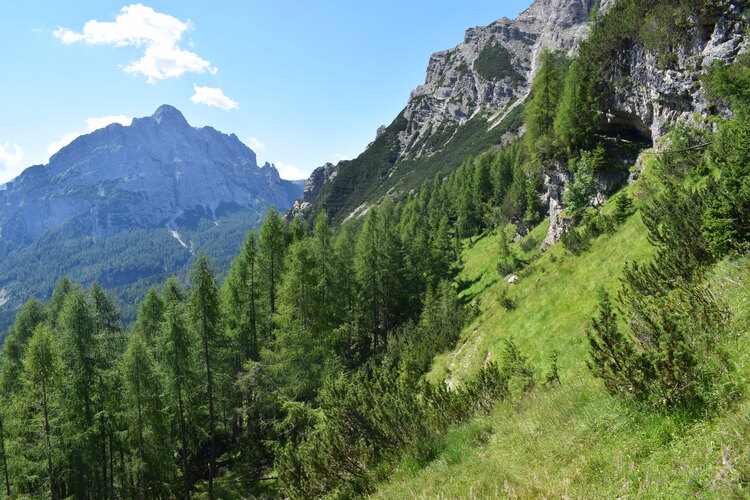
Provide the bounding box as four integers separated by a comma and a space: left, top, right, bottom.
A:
0, 0, 749, 498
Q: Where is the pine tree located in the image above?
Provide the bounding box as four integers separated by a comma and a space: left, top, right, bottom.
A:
0, 297, 46, 395
189, 255, 222, 499
22, 324, 63, 499
354, 210, 381, 358
159, 283, 196, 499
48, 276, 75, 327
87, 282, 123, 497
58, 288, 99, 497
222, 232, 261, 362
136, 286, 165, 346
613, 192, 634, 224
258, 207, 288, 337
525, 49, 567, 157
554, 59, 599, 154
121, 333, 173, 498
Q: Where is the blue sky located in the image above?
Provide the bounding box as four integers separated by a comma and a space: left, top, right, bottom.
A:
0, 0, 531, 183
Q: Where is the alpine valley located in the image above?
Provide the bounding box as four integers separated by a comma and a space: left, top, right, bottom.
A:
0, 105, 303, 335
2, 0, 750, 498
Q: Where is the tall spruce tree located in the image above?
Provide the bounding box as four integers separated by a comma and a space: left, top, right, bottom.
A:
258, 207, 288, 338
160, 278, 196, 499
189, 255, 222, 499
121, 333, 173, 498
22, 324, 63, 500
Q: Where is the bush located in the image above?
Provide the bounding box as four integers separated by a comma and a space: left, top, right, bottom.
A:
613, 192, 634, 224
501, 337, 535, 393
587, 284, 734, 412
519, 236, 538, 253
474, 39, 523, 83
497, 287, 516, 310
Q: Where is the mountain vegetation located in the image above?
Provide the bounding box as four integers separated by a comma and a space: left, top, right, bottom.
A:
1, 0, 749, 498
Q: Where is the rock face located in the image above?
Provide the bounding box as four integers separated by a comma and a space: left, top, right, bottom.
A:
398, 0, 599, 160
286, 162, 339, 219
601, 4, 749, 140
0, 105, 303, 243
289, 0, 602, 221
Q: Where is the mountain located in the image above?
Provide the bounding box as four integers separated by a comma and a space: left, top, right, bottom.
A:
292, 0, 747, 229
0, 105, 303, 336
290, 0, 605, 223
0, 105, 301, 243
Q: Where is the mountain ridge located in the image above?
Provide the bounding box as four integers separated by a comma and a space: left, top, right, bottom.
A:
0, 104, 302, 244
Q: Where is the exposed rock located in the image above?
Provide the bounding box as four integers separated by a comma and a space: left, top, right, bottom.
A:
286, 162, 339, 219
602, 5, 748, 142
541, 161, 573, 250
400, 0, 600, 160
0, 105, 303, 243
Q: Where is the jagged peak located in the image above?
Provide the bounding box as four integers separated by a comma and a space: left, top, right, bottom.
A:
151, 104, 190, 127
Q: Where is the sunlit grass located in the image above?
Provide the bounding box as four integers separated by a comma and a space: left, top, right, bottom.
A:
376, 177, 750, 498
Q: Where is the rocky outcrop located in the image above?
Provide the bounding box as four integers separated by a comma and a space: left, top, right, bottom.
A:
286, 162, 339, 219
0, 105, 303, 243
602, 4, 748, 141
400, 0, 600, 160
289, 0, 602, 221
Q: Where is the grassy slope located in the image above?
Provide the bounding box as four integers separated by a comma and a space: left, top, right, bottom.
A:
374, 173, 750, 498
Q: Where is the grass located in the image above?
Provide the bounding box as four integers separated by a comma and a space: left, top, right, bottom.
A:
373, 170, 750, 498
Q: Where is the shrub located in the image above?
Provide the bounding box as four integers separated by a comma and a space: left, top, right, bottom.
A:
497, 287, 516, 310
519, 236, 538, 253
587, 283, 734, 412
613, 192, 634, 224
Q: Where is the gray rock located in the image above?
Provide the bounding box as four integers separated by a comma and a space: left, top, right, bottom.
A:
399, 0, 600, 160
0, 105, 303, 243
286, 162, 339, 220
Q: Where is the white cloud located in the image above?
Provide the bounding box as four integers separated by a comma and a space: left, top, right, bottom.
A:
48, 115, 133, 157
246, 137, 266, 153
273, 162, 308, 180
190, 84, 238, 111
47, 133, 80, 157
54, 4, 216, 83
333, 153, 349, 161
0, 143, 23, 170
86, 115, 132, 132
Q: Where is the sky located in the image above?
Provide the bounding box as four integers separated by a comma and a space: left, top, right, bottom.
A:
0, 0, 531, 184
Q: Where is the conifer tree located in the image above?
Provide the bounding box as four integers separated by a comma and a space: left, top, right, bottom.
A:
189, 255, 222, 499
258, 207, 288, 336
0, 297, 46, 395
136, 286, 165, 346
121, 333, 173, 498
22, 324, 63, 499
59, 288, 99, 497
159, 280, 196, 499
222, 232, 260, 362
554, 59, 599, 154
525, 49, 567, 156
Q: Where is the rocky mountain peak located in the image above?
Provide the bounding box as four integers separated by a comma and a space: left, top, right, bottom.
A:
151, 104, 190, 127
0, 105, 302, 243
398, 0, 599, 162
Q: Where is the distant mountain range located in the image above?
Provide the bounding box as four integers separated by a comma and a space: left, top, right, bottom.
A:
0, 105, 303, 336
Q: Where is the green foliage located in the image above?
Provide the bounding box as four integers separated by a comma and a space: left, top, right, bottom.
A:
554, 59, 600, 154
612, 192, 634, 224
700, 58, 750, 256
524, 49, 569, 157
588, 283, 734, 412
564, 147, 605, 215
474, 39, 523, 83
276, 362, 508, 499
121, 332, 174, 497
